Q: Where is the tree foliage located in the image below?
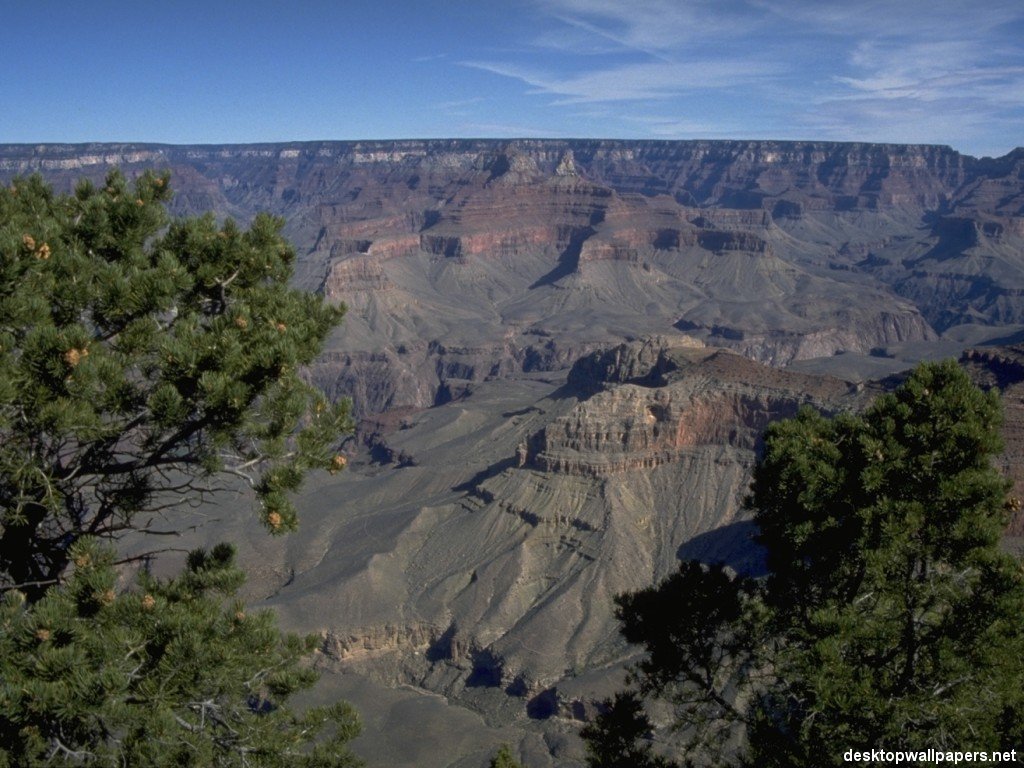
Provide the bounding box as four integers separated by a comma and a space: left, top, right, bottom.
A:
583, 361, 1024, 766
0, 173, 360, 765
0, 171, 351, 595
0, 541, 361, 767
489, 743, 525, 768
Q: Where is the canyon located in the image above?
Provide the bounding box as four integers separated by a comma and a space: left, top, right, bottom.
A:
3, 139, 1024, 766
6, 140, 1024, 414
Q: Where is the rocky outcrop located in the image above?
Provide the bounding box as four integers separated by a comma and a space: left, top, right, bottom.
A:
676, 310, 938, 366
298, 341, 1024, 716
566, 334, 702, 390
320, 256, 391, 295
533, 346, 852, 476
307, 337, 608, 417
320, 622, 440, 663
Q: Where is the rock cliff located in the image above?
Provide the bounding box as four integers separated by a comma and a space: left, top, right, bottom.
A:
4, 139, 1024, 417
531, 344, 853, 476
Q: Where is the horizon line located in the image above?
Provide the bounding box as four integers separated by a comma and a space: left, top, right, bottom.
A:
1, 137, 1021, 162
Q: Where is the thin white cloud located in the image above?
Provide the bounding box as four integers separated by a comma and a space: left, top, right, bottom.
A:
437, 96, 489, 110
457, 0, 1024, 156
840, 37, 1018, 89
534, 0, 764, 54
836, 67, 1024, 104
464, 58, 780, 103
625, 114, 759, 139
538, 13, 674, 61
471, 0, 803, 112
809, 12, 1024, 156
753, 0, 1023, 39
457, 120, 572, 137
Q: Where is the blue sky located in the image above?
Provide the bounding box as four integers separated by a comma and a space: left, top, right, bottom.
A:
2, 0, 1021, 158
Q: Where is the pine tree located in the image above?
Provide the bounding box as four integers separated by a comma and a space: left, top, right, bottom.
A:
0, 170, 351, 593
583, 360, 1024, 766
0, 541, 362, 766
489, 743, 525, 768
0, 173, 360, 764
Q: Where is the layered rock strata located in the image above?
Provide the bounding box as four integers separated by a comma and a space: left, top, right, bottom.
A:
5, 140, 1024, 417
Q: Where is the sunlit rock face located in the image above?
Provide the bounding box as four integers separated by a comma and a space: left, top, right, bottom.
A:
4, 139, 1023, 420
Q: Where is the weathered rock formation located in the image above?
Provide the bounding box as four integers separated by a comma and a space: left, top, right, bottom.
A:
4, 140, 1024, 417
531, 344, 853, 476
